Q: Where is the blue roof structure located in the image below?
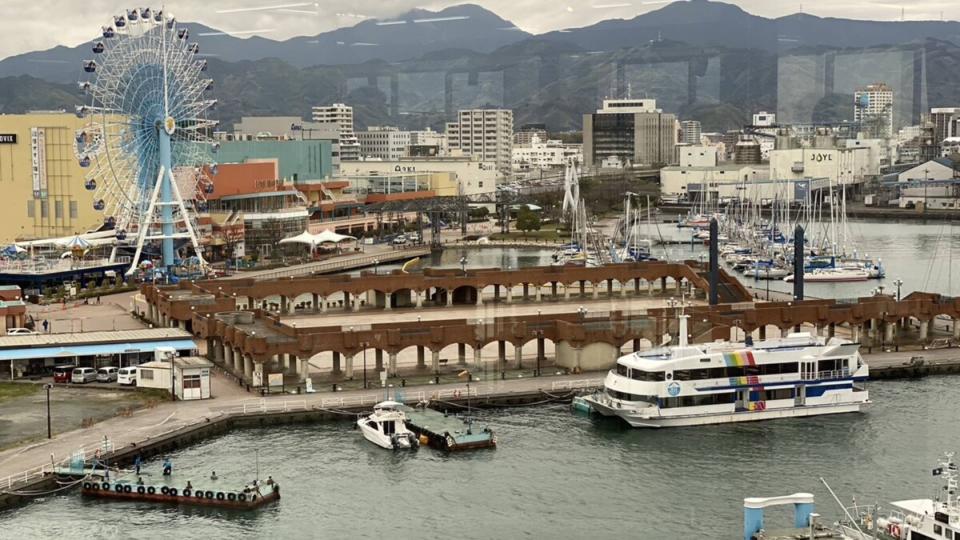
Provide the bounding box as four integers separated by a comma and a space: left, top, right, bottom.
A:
0, 339, 196, 362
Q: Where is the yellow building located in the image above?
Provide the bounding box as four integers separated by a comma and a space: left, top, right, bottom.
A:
0, 112, 101, 242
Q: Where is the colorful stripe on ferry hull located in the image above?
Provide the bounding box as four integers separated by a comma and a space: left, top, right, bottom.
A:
723, 350, 765, 411
723, 351, 760, 387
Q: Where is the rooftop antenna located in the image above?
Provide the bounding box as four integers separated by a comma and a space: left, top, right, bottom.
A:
627, 81, 632, 99
901, 7, 905, 21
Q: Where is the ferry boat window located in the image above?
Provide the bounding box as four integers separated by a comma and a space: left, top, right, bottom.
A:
630, 369, 665, 382
911, 530, 935, 540
616, 363, 629, 377
764, 388, 794, 400
661, 393, 735, 408
606, 388, 656, 404
933, 525, 942, 535
819, 359, 838, 372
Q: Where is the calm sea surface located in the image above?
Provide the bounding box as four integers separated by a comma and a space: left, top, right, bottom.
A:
2, 376, 955, 539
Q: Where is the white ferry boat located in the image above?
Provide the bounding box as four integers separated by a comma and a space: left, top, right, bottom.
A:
582, 316, 870, 428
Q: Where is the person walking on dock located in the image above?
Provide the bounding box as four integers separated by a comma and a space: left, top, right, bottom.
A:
42, 319, 48, 333
210, 471, 218, 481
134, 454, 142, 475
162, 458, 172, 476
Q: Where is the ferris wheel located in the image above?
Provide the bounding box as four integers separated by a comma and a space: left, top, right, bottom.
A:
75, 7, 218, 275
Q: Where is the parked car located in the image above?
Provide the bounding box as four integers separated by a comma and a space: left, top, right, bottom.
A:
117, 366, 137, 386
6, 328, 36, 335
71, 367, 97, 384
96, 366, 119, 383
392, 235, 407, 245
53, 365, 75, 383
407, 232, 421, 243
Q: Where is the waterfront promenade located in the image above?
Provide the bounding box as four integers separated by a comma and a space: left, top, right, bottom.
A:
2, 346, 958, 493
0, 370, 604, 490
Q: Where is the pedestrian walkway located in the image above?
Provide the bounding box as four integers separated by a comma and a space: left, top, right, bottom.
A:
226, 245, 430, 281
0, 371, 603, 486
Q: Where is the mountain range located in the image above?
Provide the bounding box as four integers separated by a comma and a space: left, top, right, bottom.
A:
1, 1, 960, 132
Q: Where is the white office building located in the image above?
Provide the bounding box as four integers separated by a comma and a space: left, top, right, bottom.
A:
339, 156, 498, 196
312, 103, 360, 161
446, 109, 514, 176
753, 112, 776, 127
357, 126, 411, 160
680, 120, 702, 145
854, 84, 894, 138
511, 136, 582, 171
409, 128, 447, 153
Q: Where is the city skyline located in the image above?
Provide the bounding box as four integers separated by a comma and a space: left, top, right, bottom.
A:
2, 0, 959, 61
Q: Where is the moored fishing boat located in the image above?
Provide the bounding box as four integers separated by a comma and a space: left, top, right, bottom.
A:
80, 477, 280, 509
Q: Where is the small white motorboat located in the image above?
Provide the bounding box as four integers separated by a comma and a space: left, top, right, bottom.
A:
357, 401, 420, 450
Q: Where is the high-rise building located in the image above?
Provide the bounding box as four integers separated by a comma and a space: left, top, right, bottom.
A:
853, 84, 894, 138
311, 103, 360, 161
582, 99, 677, 168
0, 112, 102, 242
356, 126, 411, 160
929, 108, 960, 147
680, 120, 702, 145
445, 109, 513, 176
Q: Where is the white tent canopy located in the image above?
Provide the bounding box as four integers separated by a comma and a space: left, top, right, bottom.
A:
278, 230, 320, 247
313, 229, 356, 244
278, 230, 357, 248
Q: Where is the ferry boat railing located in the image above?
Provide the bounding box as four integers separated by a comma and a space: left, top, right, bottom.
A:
817, 368, 852, 380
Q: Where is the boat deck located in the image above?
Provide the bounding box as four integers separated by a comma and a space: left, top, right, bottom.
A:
754, 526, 849, 539
401, 406, 496, 451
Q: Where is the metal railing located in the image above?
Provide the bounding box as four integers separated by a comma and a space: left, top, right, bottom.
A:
551, 378, 605, 391
816, 368, 852, 380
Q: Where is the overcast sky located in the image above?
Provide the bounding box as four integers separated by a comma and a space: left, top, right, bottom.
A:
3, 0, 959, 60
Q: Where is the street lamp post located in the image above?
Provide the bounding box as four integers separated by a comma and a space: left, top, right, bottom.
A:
893, 278, 903, 302
460, 255, 468, 275
44, 383, 52, 439
362, 342, 368, 389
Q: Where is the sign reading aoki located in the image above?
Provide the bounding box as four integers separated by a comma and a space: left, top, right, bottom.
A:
0, 134, 16, 144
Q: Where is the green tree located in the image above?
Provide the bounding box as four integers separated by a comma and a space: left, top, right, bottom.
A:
516, 206, 541, 235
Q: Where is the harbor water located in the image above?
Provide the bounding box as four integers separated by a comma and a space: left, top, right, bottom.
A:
376, 219, 960, 300
3, 376, 956, 539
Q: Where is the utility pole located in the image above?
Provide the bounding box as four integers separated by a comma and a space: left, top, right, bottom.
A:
44, 383, 52, 439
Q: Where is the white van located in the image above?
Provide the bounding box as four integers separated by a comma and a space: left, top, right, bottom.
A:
71, 367, 97, 384
117, 366, 137, 386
